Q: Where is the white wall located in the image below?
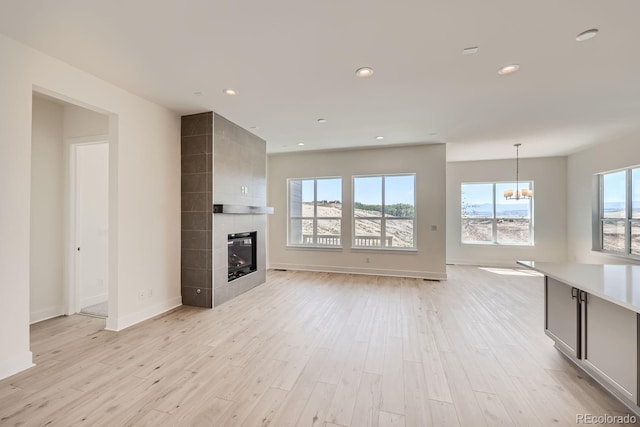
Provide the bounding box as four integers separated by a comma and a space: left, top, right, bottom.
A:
30, 96, 65, 323
568, 131, 640, 264
0, 34, 181, 380
64, 104, 109, 139
446, 157, 568, 266
268, 144, 447, 279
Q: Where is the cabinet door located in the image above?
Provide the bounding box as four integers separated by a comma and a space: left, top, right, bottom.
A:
583, 294, 637, 403
545, 277, 580, 358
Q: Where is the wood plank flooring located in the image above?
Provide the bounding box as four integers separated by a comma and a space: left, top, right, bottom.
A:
1, 266, 638, 426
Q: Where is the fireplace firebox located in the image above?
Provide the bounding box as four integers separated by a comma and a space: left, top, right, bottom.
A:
228, 231, 257, 282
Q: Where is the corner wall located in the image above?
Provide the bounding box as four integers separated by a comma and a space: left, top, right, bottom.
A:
180, 113, 268, 307
0, 34, 181, 380
267, 144, 447, 279
567, 131, 640, 264
180, 113, 213, 308
446, 156, 568, 266
212, 114, 267, 305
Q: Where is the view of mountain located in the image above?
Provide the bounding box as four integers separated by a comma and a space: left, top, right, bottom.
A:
462, 203, 530, 218
297, 202, 414, 247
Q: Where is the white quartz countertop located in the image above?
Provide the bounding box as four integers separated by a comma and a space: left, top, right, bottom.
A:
518, 260, 640, 314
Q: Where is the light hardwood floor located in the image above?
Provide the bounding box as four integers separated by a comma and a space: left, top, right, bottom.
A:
1, 266, 638, 426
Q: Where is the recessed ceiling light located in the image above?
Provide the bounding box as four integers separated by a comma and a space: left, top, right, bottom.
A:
498, 64, 520, 75
355, 67, 374, 78
297, 142, 305, 146
576, 28, 598, 42
193, 91, 204, 96
223, 88, 237, 96
463, 47, 479, 55
317, 118, 327, 123
376, 136, 384, 140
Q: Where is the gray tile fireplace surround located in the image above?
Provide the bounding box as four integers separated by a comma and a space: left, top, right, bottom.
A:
181, 112, 269, 308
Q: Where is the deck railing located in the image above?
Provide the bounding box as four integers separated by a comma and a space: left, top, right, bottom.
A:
354, 236, 393, 247
302, 235, 393, 247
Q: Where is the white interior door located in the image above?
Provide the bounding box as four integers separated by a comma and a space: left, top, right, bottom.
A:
75, 143, 109, 313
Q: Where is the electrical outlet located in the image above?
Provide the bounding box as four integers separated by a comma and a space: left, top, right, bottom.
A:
138, 289, 145, 299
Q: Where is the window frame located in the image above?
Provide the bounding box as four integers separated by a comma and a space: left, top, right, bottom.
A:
461, 181, 534, 246
594, 167, 640, 258
351, 173, 417, 250
287, 176, 343, 248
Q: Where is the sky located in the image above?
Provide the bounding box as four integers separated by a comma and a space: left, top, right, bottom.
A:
461, 182, 531, 217
602, 169, 640, 215
297, 175, 415, 205
603, 170, 626, 203
301, 178, 341, 202
462, 182, 531, 205
354, 175, 415, 205
294, 169, 639, 213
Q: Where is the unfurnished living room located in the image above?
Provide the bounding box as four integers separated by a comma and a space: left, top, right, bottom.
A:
1, 1, 640, 426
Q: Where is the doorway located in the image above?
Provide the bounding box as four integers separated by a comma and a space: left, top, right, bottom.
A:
30, 93, 112, 325
72, 142, 109, 317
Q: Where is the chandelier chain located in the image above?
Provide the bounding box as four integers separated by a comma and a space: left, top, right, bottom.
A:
515, 143, 520, 195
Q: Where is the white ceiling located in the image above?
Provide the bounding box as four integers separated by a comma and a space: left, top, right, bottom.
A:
2, 0, 639, 161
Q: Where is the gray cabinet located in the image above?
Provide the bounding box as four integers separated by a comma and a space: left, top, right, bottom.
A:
545, 277, 581, 357
545, 276, 639, 408
583, 293, 638, 403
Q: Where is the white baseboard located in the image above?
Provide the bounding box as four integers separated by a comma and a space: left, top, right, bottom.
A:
446, 259, 523, 268
0, 351, 34, 381
80, 293, 108, 309
105, 297, 182, 332
268, 263, 447, 280
30, 305, 66, 324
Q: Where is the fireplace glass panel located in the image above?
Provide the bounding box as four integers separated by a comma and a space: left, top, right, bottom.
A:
228, 231, 257, 282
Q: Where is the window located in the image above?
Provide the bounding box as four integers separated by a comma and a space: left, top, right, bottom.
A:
461, 182, 533, 245
288, 177, 342, 246
596, 167, 640, 256
353, 174, 415, 249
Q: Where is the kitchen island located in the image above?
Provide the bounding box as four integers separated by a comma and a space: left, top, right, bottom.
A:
518, 261, 640, 416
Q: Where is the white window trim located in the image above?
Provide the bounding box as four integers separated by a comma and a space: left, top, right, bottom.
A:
287, 176, 343, 248
461, 181, 534, 246
351, 173, 417, 250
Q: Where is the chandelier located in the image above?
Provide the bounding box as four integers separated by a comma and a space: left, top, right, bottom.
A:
504, 143, 532, 200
